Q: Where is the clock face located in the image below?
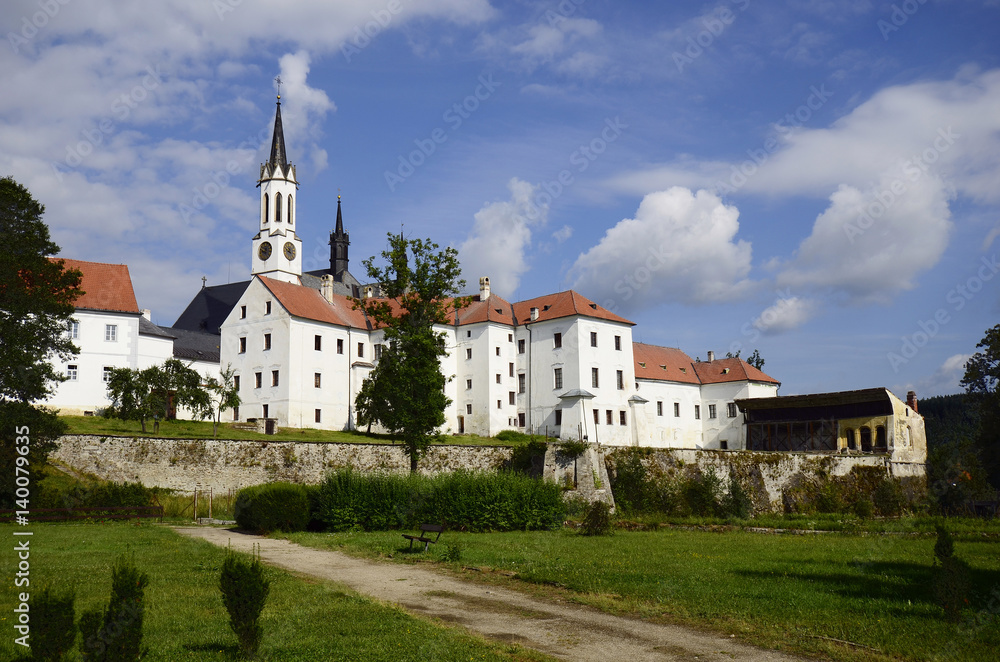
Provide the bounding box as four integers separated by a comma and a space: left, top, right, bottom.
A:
258, 241, 272, 261
283, 242, 296, 260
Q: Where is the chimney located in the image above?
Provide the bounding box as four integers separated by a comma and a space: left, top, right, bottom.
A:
321, 274, 334, 303
707, 350, 715, 362
906, 390, 918, 413
530, 307, 539, 321
479, 276, 490, 300
141, 309, 151, 321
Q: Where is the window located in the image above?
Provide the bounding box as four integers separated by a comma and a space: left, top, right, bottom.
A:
509, 362, 514, 377
357, 342, 364, 358
614, 335, 621, 351
315, 408, 321, 423
275, 192, 282, 223
466, 348, 472, 360
860, 426, 872, 452
314, 335, 322, 351
254, 372, 262, 388
518, 339, 525, 354
263, 193, 268, 224
508, 333, 513, 342
314, 373, 321, 388
68, 320, 79, 338
555, 409, 562, 426
554, 368, 563, 389
616, 370, 624, 390
337, 338, 344, 354
606, 410, 613, 425
265, 301, 271, 315
674, 402, 680, 417
657, 401, 663, 416
518, 413, 525, 427
590, 332, 597, 347
518, 374, 525, 394
103, 366, 113, 383
708, 404, 717, 419
374, 344, 383, 361
66, 364, 78, 381
263, 333, 271, 350
239, 337, 247, 353
727, 402, 737, 418
875, 425, 887, 451
497, 400, 502, 409
233, 406, 239, 421
233, 375, 240, 391
496, 373, 501, 384
495, 346, 500, 356
553, 332, 562, 348
271, 370, 279, 387
619, 411, 627, 426
846, 428, 857, 450
593, 409, 599, 424
105, 324, 117, 342
509, 391, 515, 405
262, 404, 269, 418
694, 405, 701, 420
240, 305, 247, 319
466, 330, 471, 338
466, 379, 473, 390
466, 404, 473, 414
288, 195, 293, 224
591, 368, 599, 388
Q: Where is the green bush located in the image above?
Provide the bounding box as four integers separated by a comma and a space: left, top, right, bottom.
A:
28, 586, 76, 661
607, 451, 654, 514
852, 497, 874, 519
80, 554, 148, 662
556, 440, 588, 458
315, 469, 565, 532
495, 430, 534, 443
874, 478, 906, 517
507, 440, 549, 476
815, 482, 844, 514
220, 548, 270, 658
234, 482, 310, 534
79, 609, 105, 661
721, 476, 752, 519
580, 501, 613, 536
682, 469, 723, 517
932, 525, 971, 622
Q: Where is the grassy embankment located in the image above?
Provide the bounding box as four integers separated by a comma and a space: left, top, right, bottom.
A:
59, 414, 504, 446
280, 525, 1000, 662
0, 523, 548, 662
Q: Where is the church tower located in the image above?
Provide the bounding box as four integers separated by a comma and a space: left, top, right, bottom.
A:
251, 94, 302, 284
329, 196, 350, 281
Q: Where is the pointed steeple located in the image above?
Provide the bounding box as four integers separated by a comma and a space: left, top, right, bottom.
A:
268, 98, 288, 171
329, 195, 350, 280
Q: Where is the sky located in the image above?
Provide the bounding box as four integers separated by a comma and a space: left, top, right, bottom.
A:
2, 0, 999, 399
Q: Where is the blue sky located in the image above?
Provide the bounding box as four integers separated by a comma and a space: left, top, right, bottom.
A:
3, 0, 999, 398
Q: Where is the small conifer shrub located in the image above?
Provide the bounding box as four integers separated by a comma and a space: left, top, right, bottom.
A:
580, 500, 613, 536
220, 546, 270, 658
28, 586, 76, 661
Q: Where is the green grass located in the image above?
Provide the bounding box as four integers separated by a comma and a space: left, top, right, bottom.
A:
0, 523, 549, 661
59, 415, 505, 446
280, 526, 1000, 662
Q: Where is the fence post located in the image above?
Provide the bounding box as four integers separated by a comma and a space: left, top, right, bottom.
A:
209, 487, 213, 521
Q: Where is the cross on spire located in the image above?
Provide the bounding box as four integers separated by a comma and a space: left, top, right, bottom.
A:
274, 75, 282, 99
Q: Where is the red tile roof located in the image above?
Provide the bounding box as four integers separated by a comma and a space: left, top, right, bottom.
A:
633, 342, 780, 386
54, 259, 140, 314
259, 276, 370, 329
455, 293, 515, 326
511, 291, 634, 326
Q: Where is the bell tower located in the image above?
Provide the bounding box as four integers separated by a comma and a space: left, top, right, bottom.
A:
252, 86, 302, 284
329, 196, 350, 281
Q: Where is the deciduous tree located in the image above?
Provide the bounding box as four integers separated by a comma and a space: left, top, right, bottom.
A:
206, 364, 241, 438
961, 324, 1000, 488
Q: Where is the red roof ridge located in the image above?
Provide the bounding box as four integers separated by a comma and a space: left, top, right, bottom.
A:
51, 258, 140, 314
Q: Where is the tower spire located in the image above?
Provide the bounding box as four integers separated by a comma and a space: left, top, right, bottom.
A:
330, 195, 350, 280
268, 96, 288, 171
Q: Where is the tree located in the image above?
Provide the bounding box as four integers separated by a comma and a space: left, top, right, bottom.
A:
105, 366, 159, 433
354, 234, 469, 472
961, 324, 1000, 488
105, 359, 211, 433
725, 348, 765, 370
206, 364, 241, 438
0, 176, 83, 508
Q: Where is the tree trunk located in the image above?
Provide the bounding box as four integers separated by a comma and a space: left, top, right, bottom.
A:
409, 447, 418, 473
140, 418, 146, 433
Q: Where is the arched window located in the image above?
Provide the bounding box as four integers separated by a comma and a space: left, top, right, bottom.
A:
859, 426, 872, 452
875, 425, 887, 451
846, 428, 856, 451
275, 193, 282, 223
287, 195, 293, 225
263, 193, 269, 224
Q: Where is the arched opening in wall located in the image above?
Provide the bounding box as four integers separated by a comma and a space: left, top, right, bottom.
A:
846, 428, 856, 450
288, 195, 293, 225
275, 193, 282, 223
875, 425, 887, 452
458, 416, 464, 434
263, 193, 269, 224
859, 426, 872, 452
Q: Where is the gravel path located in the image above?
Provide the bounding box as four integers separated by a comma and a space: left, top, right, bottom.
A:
173, 526, 806, 662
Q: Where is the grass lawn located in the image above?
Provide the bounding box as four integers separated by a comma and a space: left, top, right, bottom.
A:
0, 523, 549, 661
280, 526, 1000, 662
59, 415, 506, 447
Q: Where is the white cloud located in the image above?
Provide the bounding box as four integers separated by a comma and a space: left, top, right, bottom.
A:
901, 353, 971, 397
459, 178, 549, 297
552, 225, 573, 243
480, 15, 607, 79
569, 187, 753, 312
753, 295, 817, 334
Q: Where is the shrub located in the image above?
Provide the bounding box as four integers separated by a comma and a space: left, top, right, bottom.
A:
220, 548, 270, 659
608, 451, 653, 514
79, 609, 105, 661
874, 478, 906, 517
580, 500, 613, 536
442, 543, 462, 562
234, 482, 310, 534
682, 469, 722, 517
495, 430, 534, 443
852, 497, 874, 519
507, 440, 549, 476
28, 586, 76, 661
815, 482, 844, 514
932, 525, 971, 622
81, 554, 148, 662
721, 476, 752, 519
556, 440, 588, 459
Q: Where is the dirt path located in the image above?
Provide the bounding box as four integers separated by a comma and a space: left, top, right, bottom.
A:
173, 526, 805, 662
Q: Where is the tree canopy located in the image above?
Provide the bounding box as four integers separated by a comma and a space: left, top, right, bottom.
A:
0, 176, 83, 507
106, 359, 212, 433
961, 324, 1000, 488
354, 234, 468, 472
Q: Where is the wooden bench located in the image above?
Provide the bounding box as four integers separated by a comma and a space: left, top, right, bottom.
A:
402, 524, 443, 551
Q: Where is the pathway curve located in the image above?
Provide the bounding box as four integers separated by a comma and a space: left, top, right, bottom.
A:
173, 526, 805, 662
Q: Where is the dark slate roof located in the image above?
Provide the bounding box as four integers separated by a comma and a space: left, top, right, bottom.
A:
269, 100, 287, 170
139, 316, 175, 338
166, 327, 222, 363
172, 281, 251, 335
304, 268, 361, 297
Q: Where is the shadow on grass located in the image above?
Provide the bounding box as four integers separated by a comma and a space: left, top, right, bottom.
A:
182, 641, 241, 659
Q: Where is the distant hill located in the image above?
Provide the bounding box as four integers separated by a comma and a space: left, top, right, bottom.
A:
919, 393, 980, 448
